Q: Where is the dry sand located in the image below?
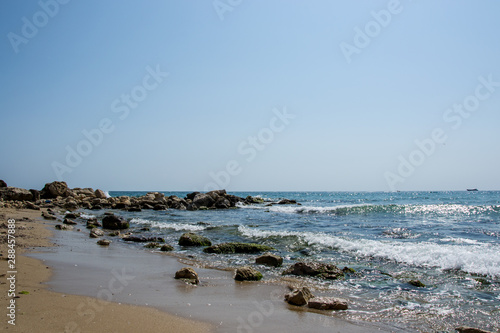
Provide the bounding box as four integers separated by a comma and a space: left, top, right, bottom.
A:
0, 208, 213, 333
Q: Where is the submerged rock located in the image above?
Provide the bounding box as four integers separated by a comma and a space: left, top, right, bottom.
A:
307, 297, 348, 310
203, 242, 274, 254
178, 232, 212, 246
122, 235, 165, 243
285, 287, 313, 306
144, 242, 160, 248
234, 266, 263, 281
255, 253, 283, 267
408, 280, 425, 288
160, 244, 174, 252
175, 267, 199, 284
283, 262, 344, 280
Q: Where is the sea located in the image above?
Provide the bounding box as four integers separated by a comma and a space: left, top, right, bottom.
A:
80, 191, 500, 332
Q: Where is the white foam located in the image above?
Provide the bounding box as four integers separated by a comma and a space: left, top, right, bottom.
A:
103, 191, 111, 198
130, 218, 206, 231
238, 226, 500, 277
237, 203, 368, 214
80, 213, 96, 219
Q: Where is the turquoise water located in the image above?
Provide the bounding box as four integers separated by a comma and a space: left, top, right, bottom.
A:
83, 191, 500, 332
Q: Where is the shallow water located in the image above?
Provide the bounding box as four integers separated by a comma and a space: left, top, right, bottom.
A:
79, 190, 500, 332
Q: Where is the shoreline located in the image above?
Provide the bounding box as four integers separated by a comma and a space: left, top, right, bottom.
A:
0, 208, 214, 333
1, 207, 385, 333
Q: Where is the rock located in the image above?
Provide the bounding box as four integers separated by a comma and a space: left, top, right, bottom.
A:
108, 231, 120, 237
72, 188, 95, 197
214, 197, 231, 209
342, 267, 356, 274
122, 236, 165, 243
285, 287, 313, 306
94, 189, 107, 199
256, 253, 283, 267
90, 228, 104, 238
97, 239, 111, 246
277, 199, 297, 205
0, 187, 33, 201
307, 297, 348, 310
64, 200, 79, 210
192, 193, 215, 209
283, 262, 344, 280
65, 213, 80, 219
456, 327, 494, 333
245, 196, 264, 204
144, 242, 160, 248
185, 192, 201, 201
203, 242, 274, 254
128, 206, 142, 212
0, 180, 7, 187
102, 214, 129, 230
153, 204, 167, 211
40, 181, 71, 198
234, 266, 263, 281
42, 211, 56, 220
174, 267, 199, 284
178, 233, 212, 246
63, 218, 78, 225
30, 189, 40, 201
160, 244, 174, 251
55, 224, 74, 231
408, 280, 425, 288
25, 202, 40, 210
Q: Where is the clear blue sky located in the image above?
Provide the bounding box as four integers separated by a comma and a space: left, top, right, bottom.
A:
1, 0, 499, 192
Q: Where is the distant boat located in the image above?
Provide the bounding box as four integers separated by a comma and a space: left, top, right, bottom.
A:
467, 188, 478, 192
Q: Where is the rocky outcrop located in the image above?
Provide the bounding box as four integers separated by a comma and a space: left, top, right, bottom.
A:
203, 242, 274, 254
102, 214, 129, 230
40, 181, 72, 199
285, 287, 313, 306
283, 262, 344, 280
234, 266, 263, 281
0, 187, 33, 201
307, 297, 348, 310
174, 267, 199, 284
256, 253, 283, 267
178, 233, 212, 246
0, 180, 7, 188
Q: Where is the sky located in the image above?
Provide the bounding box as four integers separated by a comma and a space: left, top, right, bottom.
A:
1, 0, 499, 192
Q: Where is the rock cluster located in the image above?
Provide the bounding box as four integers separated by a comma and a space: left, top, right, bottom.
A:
284, 286, 348, 310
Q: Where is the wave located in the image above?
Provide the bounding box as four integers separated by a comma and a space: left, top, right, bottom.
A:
130, 218, 206, 231
238, 226, 500, 277
238, 203, 500, 217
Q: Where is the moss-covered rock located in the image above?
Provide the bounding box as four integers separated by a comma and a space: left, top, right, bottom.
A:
160, 244, 174, 252
234, 266, 263, 281
144, 242, 160, 248
283, 262, 344, 280
178, 232, 212, 246
203, 242, 274, 254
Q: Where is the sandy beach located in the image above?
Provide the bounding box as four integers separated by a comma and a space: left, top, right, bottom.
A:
0, 208, 214, 333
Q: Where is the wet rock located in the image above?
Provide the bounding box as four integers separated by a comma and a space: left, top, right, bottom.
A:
456, 327, 494, 333
108, 231, 120, 237
408, 280, 425, 288
214, 197, 231, 209
63, 218, 78, 225
90, 228, 104, 238
283, 262, 344, 280
192, 193, 215, 209
175, 267, 199, 284
307, 297, 348, 311
285, 287, 313, 306
277, 199, 297, 205
342, 267, 356, 274
128, 206, 142, 212
102, 214, 129, 230
122, 236, 165, 243
42, 211, 56, 220
234, 266, 263, 281
255, 253, 283, 267
97, 239, 111, 246
160, 244, 174, 251
245, 196, 264, 204
65, 213, 80, 219
144, 242, 160, 248
178, 232, 212, 247
55, 224, 73, 231
203, 242, 274, 254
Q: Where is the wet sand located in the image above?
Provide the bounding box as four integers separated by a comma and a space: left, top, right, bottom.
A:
1, 208, 388, 332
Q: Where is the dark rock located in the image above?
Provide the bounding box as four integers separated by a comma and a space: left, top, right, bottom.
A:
285, 287, 313, 306
128, 206, 142, 212
256, 253, 283, 267
65, 213, 80, 219
307, 297, 348, 310
102, 214, 129, 230
283, 262, 344, 280
179, 233, 212, 247
97, 239, 111, 246
277, 199, 297, 205
408, 280, 425, 288
203, 242, 274, 254
456, 327, 494, 333
153, 204, 167, 211
192, 193, 215, 209
214, 197, 231, 209
144, 242, 160, 248
342, 267, 356, 274
185, 192, 201, 201
108, 231, 120, 237
29, 189, 40, 201
122, 236, 165, 243
40, 181, 71, 199
160, 244, 174, 251
175, 267, 199, 284
234, 266, 263, 281
245, 196, 264, 204
63, 218, 77, 225
0, 180, 7, 188
0, 187, 33, 201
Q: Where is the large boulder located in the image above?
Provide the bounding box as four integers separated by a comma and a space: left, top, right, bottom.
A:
95, 189, 107, 199
178, 232, 212, 246
285, 287, 313, 306
102, 214, 129, 230
234, 266, 263, 281
283, 262, 344, 280
192, 193, 215, 209
30, 189, 40, 201
40, 181, 71, 198
0, 187, 33, 201
256, 253, 283, 267
0, 180, 7, 187
174, 267, 199, 284
307, 297, 348, 310
203, 242, 274, 254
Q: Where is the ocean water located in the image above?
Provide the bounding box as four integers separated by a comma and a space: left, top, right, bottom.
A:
82, 191, 500, 332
